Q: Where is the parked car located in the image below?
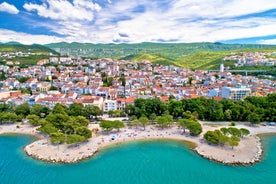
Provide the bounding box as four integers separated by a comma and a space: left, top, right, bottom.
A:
268, 122, 276, 126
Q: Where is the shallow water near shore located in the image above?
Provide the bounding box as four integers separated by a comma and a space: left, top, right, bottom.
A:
1, 135, 276, 184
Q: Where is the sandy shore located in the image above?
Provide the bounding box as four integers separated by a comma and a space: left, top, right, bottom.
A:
1, 121, 276, 165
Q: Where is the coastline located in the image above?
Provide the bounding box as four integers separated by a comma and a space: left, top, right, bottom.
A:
1, 122, 276, 165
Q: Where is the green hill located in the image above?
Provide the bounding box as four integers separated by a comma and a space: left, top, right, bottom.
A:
174, 52, 229, 69
121, 53, 175, 66
45, 42, 276, 58
0, 43, 59, 55
0, 43, 59, 67
45, 42, 276, 71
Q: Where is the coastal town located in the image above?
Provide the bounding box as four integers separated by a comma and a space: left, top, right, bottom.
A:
0, 50, 276, 165
2, 0, 276, 183
0, 52, 275, 110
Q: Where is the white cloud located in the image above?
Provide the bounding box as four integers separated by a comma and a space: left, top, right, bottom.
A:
170, 0, 276, 19
88, 0, 276, 43
2, 0, 276, 44
258, 39, 276, 45
0, 2, 19, 14
23, 0, 101, 21
0, 29, 63, 45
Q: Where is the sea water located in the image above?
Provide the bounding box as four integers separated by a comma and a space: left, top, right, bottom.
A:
0, 135, 276, 184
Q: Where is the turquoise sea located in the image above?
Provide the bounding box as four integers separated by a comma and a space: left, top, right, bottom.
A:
1, 135, 276, 184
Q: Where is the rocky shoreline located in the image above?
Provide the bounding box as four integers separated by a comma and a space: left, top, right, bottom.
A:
24, 146, 97, 164
2, 122, 276, 165
195, 135, 263, 166
24, 135, 264, 165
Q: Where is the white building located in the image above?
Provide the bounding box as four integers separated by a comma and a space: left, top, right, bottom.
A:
208, 88, 220, 97
221, 86, 251, 100
220, 63, 224, 72
103, 100, 117, 113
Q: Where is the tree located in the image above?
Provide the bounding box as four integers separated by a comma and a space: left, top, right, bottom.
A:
6, 101, 16, 113
178, 119, 192, 134
38, 119, 47, 126
157, 116, 169, 129
227, 127, 242, 137
254, 107, 265, 121
30, 104, 50, 117
75, 126, 92, 139
37, 123, 58, 135
27, 114, 41, 126
49, 86, 58, 90
247, 113, 261, 126
62, 119, 76, 135
204, 130, 222, 145
50, 132, 66, 144
228, 136, 240, 149
187, 77, 193, 86
231, 105, 246, 121
208, 101, 224, 121
72, 116, 90, 127
168, 100, 183, 118
69, 103, 84, 116
66, 134, 85, 144
192, 111, 199, 120
224, 109, 232, 121
19, 88, 32, 95
220, 127, 229, 135
113, 120, 125, 132
169, 95, 175, 101
82, 105, 102, 119
100, 121, 113, 133
183, 111, 193, 119
187, 121, 202, 136
113, 110, 123, 117
204, 128, 242, 148
240, 128, 250, 137
0, 112, 19, 124
0, 71, 6, 80
119, 76, 126, 87
107, 77, 113, 87
219, 134, 229, 146
108, 110, 114, 117
139, 117, 149, 130
125, 104, 135, 117
45, 113, 70, 129
120, 76, 126, 95
52, 103, 68, 115
0, 103, 9, 112
17, 77, 30, 83
149, 113, 156, 124
14, 103, 30, 117
163, 114, 174, 126
132, 119, 140, 129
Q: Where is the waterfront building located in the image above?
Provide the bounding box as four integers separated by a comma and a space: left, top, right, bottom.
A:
221, 86, 251, 100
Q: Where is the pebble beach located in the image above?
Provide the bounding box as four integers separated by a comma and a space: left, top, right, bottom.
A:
1, 121, 276, 165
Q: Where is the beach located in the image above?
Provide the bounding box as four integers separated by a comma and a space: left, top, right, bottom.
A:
1, 121, 276, 164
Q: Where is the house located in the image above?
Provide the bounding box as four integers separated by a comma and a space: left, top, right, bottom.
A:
103, 99, 117, 113
37, 82, 51, 92
67, 91, 78, 99
96, 87, 109, 98
116, 98, 126, 110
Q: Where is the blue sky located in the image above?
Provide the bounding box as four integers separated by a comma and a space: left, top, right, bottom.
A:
0, 0, 276, 44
